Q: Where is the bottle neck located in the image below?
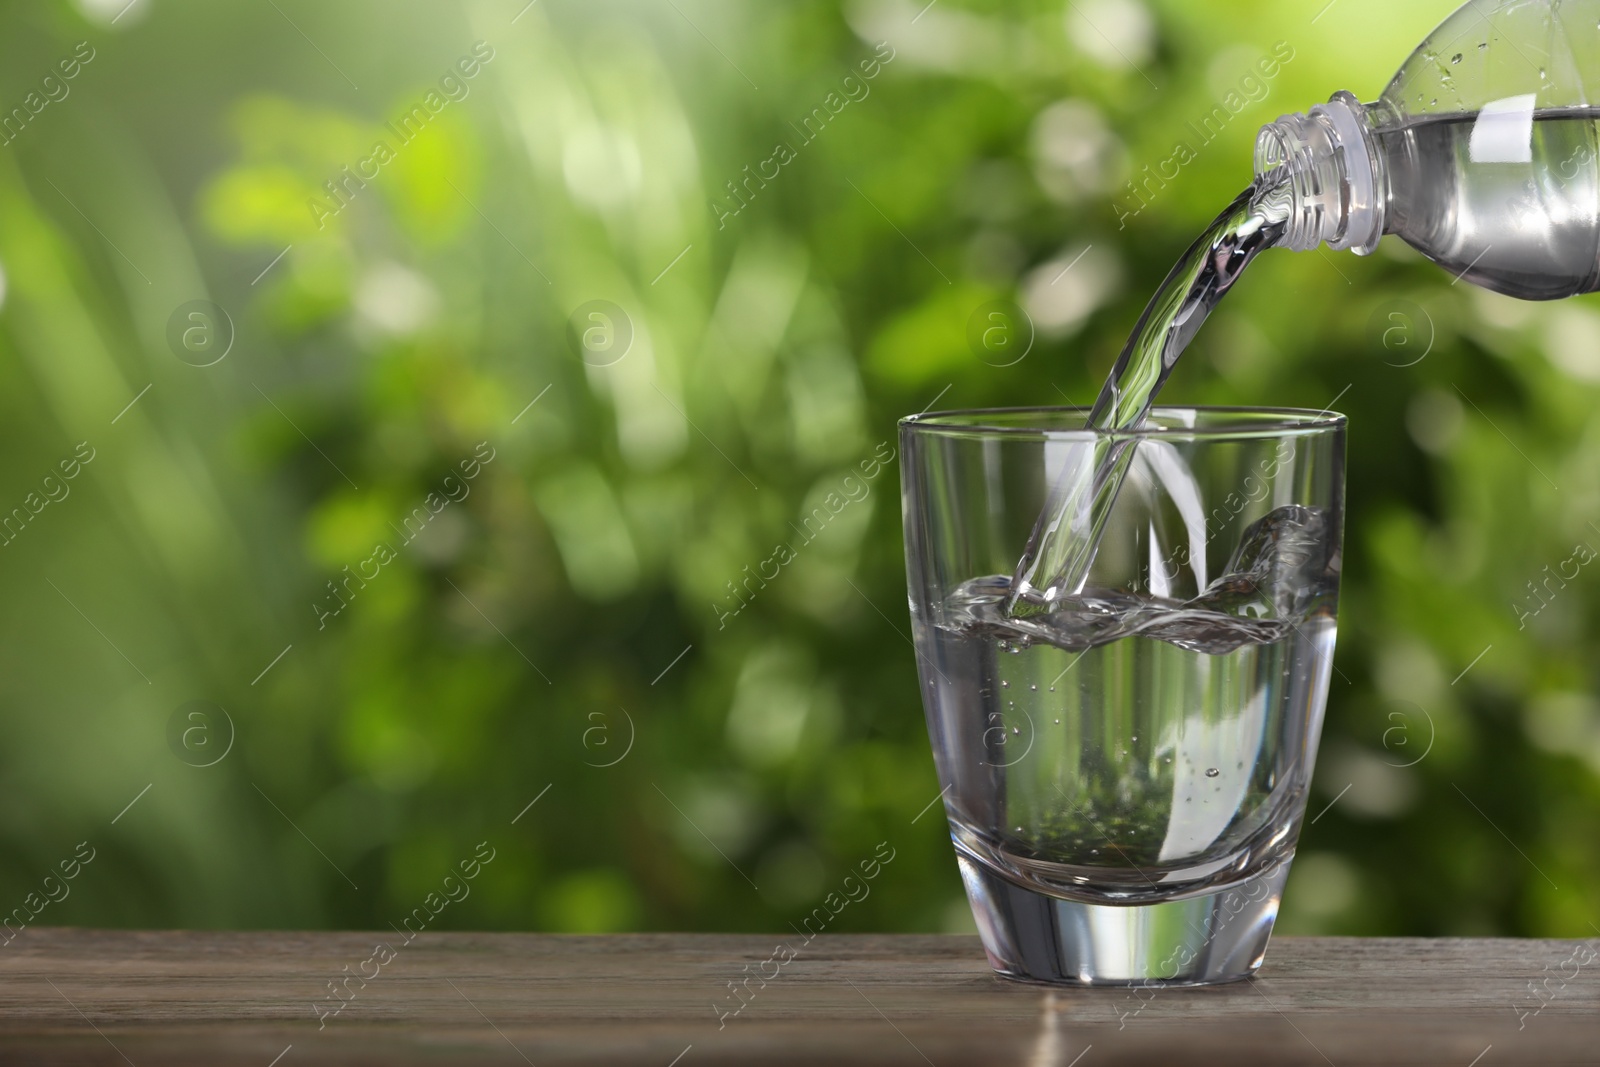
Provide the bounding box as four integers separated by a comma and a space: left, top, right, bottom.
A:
1254, 91, 1386, 255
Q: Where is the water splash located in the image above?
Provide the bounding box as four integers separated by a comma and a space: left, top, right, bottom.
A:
1006, 178, 1292, 616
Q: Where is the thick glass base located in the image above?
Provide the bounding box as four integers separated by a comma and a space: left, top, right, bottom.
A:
957, 852, 1291, 986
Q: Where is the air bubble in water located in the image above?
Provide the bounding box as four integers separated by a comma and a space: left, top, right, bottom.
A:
1205, 767, 1220, 778
1451, 52, 1462, 64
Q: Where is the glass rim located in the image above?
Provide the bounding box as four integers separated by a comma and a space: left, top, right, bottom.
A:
898, 405, 1346, 441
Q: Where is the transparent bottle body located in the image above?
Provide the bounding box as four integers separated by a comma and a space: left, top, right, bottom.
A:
1260, 0, 1600, 298
1372, 0, 1600, 297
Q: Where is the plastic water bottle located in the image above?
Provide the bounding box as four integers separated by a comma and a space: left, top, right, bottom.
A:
1257, 0, 1600, 298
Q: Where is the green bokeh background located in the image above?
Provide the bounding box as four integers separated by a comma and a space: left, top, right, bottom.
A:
0, 0, 1595, 939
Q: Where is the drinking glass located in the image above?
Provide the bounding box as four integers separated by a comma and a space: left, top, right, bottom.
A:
900, 407, 1344, 985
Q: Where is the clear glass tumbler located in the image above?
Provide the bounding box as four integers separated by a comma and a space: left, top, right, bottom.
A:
901, 407, 1344, 986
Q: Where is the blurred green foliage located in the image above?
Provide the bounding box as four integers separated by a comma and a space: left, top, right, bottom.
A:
0, 0, 1596, 939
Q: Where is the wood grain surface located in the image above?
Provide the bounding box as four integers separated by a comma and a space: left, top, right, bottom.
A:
0, 930, 1594, 1065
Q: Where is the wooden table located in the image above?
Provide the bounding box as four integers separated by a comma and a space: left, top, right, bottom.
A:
0, 930, 1595, 1064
